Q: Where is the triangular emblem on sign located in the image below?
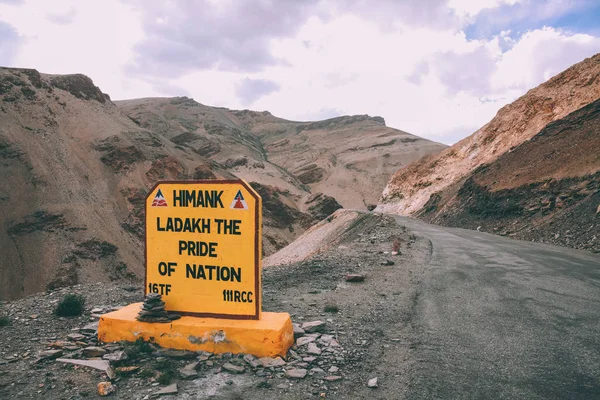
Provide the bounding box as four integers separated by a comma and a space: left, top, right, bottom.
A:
151, 189, 168, 207
230, 190, 248, 210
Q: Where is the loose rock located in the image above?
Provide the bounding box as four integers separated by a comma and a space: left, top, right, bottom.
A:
296, 336, 316, 346
258, 356, 286, 367
97, 381, 115, 396
293, 324, 306, 339
37, 349, 63, 362
154, 383, 178, 396
83, 346, 107, 358
307, 343, 322, 355
285, 368, 307, 379
103, 351, 127, 363
301, 321, 326, 333
368, 377, 378, 388
222, 362, 245, 374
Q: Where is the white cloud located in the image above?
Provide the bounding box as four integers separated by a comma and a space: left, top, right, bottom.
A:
448, 0, 523, 17
0, 0, 152, 99
492, 27, 600, 91
0, 1, 598, 146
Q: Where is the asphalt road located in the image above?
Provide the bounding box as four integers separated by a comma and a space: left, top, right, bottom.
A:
394, 216, 600, 400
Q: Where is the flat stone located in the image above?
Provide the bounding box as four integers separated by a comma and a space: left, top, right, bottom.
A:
83, 346, 107, 358
292, 324, 305, 339
328, 366, 339, 373
103, 351, 127, 362
303, 356, 316, 362
258, 356, 286, 368
380, 260, 395, 266
66, 333, 86, 342
307, 343, 322, 355
345, 274, 365, 282
301, 321, 326, 333
285, 368, 307, 379
179, 367, 199, 380
97, 381, 115, 396
243, 354, 260, 368
80, 322, 98, 335
288, 349, 302, 361
368, 377, 378, 388
318, 334, 334, 346
155, 383, 178, 396
57, 358, 110, 372
49, 341, 71, 349
91, 308, 103, 314
324, 375, 342, 382
310, 367, 325, 374
38, 350, 63, 361
155, 349, 196, 359
222, 362, 245, 374
296, 336, 316, 346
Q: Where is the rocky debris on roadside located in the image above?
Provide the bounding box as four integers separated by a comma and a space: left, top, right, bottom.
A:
368, 377, 378, 388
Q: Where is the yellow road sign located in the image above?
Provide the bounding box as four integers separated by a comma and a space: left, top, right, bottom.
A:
145, 180, 262, 319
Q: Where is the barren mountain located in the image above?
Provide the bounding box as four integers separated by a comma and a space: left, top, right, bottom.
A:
379, 53, 600, 215
378, 53, 600, 252
0, 67, 444, 301
116, 98, 446, 210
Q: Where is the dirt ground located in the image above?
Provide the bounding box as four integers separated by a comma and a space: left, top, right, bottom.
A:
0, 213, 430, 399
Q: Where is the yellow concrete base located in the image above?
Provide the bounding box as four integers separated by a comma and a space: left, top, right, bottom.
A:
98, 303, 294, 358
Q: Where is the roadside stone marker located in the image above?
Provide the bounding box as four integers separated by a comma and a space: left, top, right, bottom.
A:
98, 180, 294, 358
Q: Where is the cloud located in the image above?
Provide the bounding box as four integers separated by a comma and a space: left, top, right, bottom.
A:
0, 0, 598, 147
492, 27, 600, 92
0, 20, 19, 64
235, 78, 280, 105
408, 46, 497, 96
128, 0, 320, 78
464, 0, 594, 38
46, 7, 77, 25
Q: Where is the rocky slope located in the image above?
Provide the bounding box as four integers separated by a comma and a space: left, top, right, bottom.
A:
418, 98, 600, 252
379, 53, 600, 215
378, 53, 600, 252
116, 99, 446, 210
0, 67, 444, 301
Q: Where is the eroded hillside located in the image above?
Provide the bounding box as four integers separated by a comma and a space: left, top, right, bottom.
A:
379, 53, 600, 215
116, 99, 446, 210
378, 53, 600, 252
418, 98, 600, 252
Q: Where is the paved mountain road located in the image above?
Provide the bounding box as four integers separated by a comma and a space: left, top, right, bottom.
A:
394, 216, 600, 399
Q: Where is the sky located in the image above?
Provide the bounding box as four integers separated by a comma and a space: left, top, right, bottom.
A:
0, 0, 599, 145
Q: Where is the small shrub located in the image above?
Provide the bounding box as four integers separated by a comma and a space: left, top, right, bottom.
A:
0, 315, 10, 327
123, 338, 153, 359
157, 370, 174, 385
138, 368, 155, 378
54, 293, 85, 317
154, 360, 176, 385
324, 304, 339, 313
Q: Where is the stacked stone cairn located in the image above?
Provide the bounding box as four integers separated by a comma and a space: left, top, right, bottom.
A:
136, 293, 180, 323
